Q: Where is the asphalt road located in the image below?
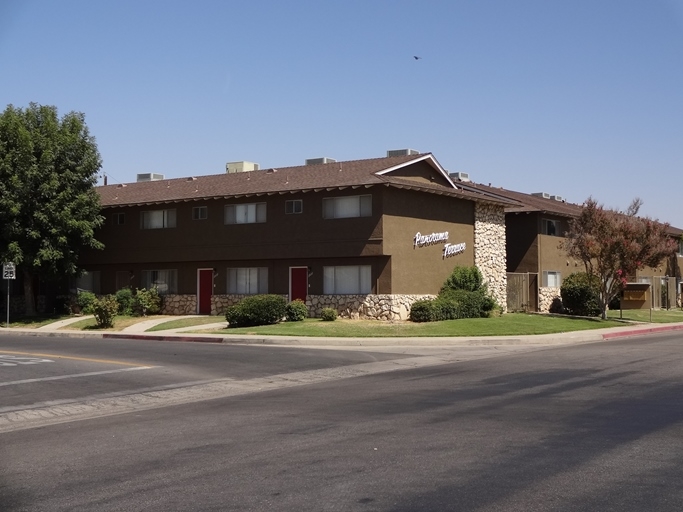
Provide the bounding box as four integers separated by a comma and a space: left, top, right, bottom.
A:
2, 332, 683, 511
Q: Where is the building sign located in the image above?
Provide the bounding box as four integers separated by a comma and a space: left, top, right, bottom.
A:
443, 242, 466, 258
413, 232, 466, 259
414, 231, 449, 248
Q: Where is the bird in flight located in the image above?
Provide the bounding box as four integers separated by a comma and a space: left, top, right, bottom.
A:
413, 56, 422, 60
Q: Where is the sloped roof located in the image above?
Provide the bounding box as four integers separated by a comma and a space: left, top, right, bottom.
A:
97, 154, 515, 208
455, 181, 683, 236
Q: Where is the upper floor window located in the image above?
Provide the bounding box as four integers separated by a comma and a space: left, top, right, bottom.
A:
323, 265, 371, 294
285, 199, 303, 214
224, 203, 266, 224
141, 269, 177, 295
323, 195, 372, 219
141, 209, 176, 229
227, 267, 268, 294
193, 206, 208, 220
678, 239, 683, 255
113, 213, 125, 225
542, 219, 561, 236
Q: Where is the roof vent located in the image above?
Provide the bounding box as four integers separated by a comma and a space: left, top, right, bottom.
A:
386, 149, 419, 157
137, 173, 164, 182
531, 192, 551, 199
550, 195, 564, 202
305, 157, 337, 165
449, 172, 470, 182
226, 161, 260, 174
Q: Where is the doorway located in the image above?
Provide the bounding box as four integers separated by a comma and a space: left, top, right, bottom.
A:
289, 267, 308, 302
197, 268, 214, 315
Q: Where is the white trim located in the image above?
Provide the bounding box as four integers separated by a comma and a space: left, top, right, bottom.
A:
289, 266, 308, 302
374, 154, 458, 189
196, 268, 214, 314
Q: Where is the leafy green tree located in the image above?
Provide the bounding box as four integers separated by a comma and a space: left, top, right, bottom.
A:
562, 197, 677, 319
0, 103, 104, 316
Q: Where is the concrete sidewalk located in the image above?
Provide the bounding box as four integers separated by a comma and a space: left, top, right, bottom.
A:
2, 317, 683, 347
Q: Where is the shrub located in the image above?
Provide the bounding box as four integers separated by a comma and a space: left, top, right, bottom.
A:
320, 308, 338, 321
608, 294, 621, 311
134, 287, 162, 316
92, 295, 119, 328
439, 289, 495, 319
285, 299, 308, 322
409, 300, 436, 322
560, 272, 600, 317
548, 297, 565, 314
115, 287, 134, 315
225, 294, 287, 327
76, 291, 97, 314
442, 266, 484, 293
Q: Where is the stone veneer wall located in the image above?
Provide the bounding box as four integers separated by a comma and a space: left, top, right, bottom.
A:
474, 203, 507, 311
160, 293, 436, 320
538, 287, 561, 312
306, 294, 437, 321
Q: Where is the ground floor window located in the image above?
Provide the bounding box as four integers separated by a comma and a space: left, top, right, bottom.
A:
543, 271, 561, 288
323, 265, 371, 294
141, 270, 178, 294
75, 271, 101, 294
227, 267, 268, 294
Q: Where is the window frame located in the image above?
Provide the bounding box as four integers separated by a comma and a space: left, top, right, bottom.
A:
542, 218, 561, 237
285, 199, 303, 215
113, 213, 125, 225
322, 194, 372, 220
192, 206, 208, 220
224, 203, 267, 225
323, 265, 372, 295
140, 209, 177, 229
543, 270, 562, 288
226, 267, 268, 295
141, 269, 178, 295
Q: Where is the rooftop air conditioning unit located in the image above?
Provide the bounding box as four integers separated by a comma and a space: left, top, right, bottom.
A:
449, 172, 471, 182
386, 149, 419, 157
531, 192, 551, 199
550, 195, 564, 202
305, 157, 337, 165
136, 173, 165, 182
226, 161, 260, 174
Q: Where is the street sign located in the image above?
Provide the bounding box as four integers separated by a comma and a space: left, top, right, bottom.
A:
3, 262, 15, 280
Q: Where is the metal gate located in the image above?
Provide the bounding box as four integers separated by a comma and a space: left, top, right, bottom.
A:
636, 276, 677, 309
507, 273, 538, 312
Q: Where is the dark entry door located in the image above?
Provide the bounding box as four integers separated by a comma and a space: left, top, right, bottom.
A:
198, 269, 213, 315
290, 267, 308, 302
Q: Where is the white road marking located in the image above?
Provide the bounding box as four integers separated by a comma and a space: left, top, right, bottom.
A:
0, 366, 154, 387
0, 355, 54, 366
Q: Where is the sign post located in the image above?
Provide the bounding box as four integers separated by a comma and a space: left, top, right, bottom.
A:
3, 262, 16, 328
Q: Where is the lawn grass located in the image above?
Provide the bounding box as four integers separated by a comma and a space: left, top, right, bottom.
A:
62, 315, 161, 331
146, 317, 225, 332
606, 308, 683, 324
203, 313, 625, 338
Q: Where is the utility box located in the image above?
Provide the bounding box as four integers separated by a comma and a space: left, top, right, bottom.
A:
620, 283, 650, 310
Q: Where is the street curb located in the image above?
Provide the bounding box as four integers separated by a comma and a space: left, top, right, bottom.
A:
2, 321, 683, 346
601, 323, 683, 340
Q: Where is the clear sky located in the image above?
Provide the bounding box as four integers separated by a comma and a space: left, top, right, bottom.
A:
1, 0, 682, 225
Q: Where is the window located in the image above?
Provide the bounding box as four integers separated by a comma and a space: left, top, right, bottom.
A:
323, 195, 372, 219
542, 219, 561, 236
543, 271, 561, 288
193, 206, 208, 220
678, 239, 683, 255
113, 213, 125, 225
323, 265, 372, 294
75, 271, 101, 294
226, 267, 268, 294
285, 199, 303, 214
224, 203, 266, 224
141, 209, 176, 229
141, 269, 177, 295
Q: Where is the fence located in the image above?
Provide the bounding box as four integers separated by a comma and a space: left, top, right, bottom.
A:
507, 273, 538, 312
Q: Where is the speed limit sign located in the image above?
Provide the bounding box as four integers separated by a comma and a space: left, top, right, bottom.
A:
3, 262, 16, 280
